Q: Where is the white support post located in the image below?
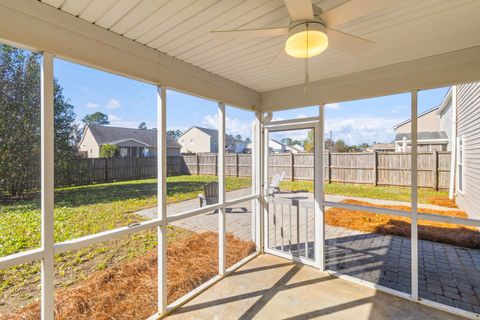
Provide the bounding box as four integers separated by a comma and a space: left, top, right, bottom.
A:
263, 127, 269, 253
411, 90, 419, 300
41, 52, 55, 320
254, 111, 264, 251
218, 102, 226, 275
157, 85, 167, 315
314, 105, 325, 271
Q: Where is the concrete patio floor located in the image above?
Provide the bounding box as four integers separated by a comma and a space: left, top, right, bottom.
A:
167, 254, 463, 320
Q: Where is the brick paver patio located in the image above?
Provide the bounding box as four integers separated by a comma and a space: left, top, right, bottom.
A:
136, 188, 480, 314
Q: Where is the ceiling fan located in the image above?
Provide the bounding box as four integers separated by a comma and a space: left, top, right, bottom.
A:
211, 0, 395, 70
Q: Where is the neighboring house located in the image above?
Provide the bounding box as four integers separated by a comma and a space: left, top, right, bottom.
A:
79, 125, 181, 158
393, 106, 449, 152
286, 144, 304, 153
439, 83, 480, 218
246, 139, 304, 154
177, 126, 237, 153
370, 143, 396, 152
233, 140, 247, 153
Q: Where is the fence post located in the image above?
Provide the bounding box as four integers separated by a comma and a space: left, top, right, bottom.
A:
326, 151, 331, 183
196, 153, 200, 175
236, 153, 240, 177
433, 150, 438, 190
290, 152, 294, 181
373, 151, 378, 186
105, 157, 109, 183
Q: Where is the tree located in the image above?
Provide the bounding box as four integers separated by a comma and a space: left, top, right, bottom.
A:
304, 129, 314, 153
100, 144, 118, 158
244, 137, 251, 144
334, 139, 348, 152
82, 112, 109, 126
138, 122, 147, 130
235, 134, 242, 141
0, 44, 78, 196
281, 137, 293, 146
167, 129, 182, 140
325, 138, 334, 151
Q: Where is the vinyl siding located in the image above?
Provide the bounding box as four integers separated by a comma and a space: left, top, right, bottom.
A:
396, 108, 440, 134
455, 82, 480, 218
79, 128, 100, 158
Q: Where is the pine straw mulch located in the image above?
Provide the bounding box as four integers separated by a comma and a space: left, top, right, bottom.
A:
326, 199, 480, 249
4, 232, 255, 320
427, 195, 458, 208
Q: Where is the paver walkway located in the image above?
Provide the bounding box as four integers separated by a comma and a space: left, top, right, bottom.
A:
136, 188, 480, 314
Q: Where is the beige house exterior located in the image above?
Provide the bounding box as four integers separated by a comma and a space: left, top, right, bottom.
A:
79, 125, 181, 158
393, 106, 448, 152
177, 126, 236, 154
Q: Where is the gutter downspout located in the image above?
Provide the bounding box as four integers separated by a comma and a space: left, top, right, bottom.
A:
449, 86, 457, 199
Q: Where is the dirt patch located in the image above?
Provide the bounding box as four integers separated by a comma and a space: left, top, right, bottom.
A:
326, 199, 479, 248
427, 196, 458, 208
3, 232, 254, 320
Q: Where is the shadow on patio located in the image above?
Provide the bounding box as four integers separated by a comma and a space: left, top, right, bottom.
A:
168, 254, 462, 320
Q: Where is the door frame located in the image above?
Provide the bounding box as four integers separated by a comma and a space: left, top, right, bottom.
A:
262, 114, 324, 270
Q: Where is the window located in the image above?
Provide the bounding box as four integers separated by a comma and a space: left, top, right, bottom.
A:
457, 136, 464, 193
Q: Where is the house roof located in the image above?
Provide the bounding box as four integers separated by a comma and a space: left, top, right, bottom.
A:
372, 143, 396, 150
179, 126, 235, 143
395, 131, 448, 141
87, 125, 181, 148
393, 106, 440, 130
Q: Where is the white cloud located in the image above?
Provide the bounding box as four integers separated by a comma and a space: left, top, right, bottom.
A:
390, 105, 408, 114
107, 114, 140, 128
325, 116, 401, 145
105, 98, 121, 109
84, 102, 99, 109
202, 114, 253, 139
326, 103, 341, 110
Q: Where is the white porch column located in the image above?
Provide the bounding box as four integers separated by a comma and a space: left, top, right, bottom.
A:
41, 52, 55, 320
218, 102, 226, 275
157, 85, 168, 314
263, 126, 270, 253
411, 90, 419, 300
315, 105, 325, 271
253, 111, 263, 250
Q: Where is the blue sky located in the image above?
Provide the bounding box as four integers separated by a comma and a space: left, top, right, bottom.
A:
54, 58, 449, 145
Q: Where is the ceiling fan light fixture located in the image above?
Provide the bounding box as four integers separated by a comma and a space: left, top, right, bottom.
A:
285, 22, 328, 58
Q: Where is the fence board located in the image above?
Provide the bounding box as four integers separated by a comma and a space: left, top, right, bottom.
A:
13, 151, 451, 192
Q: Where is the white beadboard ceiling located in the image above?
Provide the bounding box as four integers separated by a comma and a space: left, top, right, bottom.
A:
40, 0, 480, 93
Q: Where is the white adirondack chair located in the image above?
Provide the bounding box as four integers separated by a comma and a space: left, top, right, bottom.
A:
268, 171, 285, 196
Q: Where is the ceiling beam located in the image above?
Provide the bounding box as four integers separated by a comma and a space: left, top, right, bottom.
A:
0, 0, 260, 110
260, 45, 480, 111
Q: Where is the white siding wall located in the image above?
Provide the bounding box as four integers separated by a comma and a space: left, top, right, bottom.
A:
178, 128, 211, 153
396, 108, 440, 134
79, 128, 100, 158
456, 82, 480, 217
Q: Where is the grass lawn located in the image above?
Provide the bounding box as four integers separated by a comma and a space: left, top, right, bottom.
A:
280, 180, 449, 204
0, 175, 251, 313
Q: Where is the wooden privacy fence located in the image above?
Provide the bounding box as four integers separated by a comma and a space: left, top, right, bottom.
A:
18, 151, 451, 191
184, 151, 451, 189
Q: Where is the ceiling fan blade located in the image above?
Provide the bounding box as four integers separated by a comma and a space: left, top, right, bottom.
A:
267, 45, 293, 69
321, 0, 397, 28
315, 0, 350, 14
326, 28, 374, 54
284, 0, 314, 21
211, 27, 288, 40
